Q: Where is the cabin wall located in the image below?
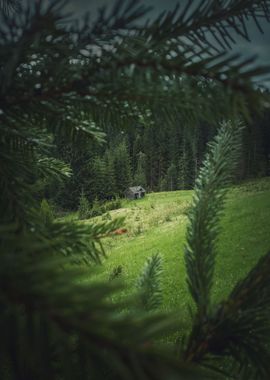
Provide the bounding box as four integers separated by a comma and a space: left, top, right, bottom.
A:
126, 191, 135, 200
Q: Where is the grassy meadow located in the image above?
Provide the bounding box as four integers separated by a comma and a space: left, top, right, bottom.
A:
67, 178, 270, 337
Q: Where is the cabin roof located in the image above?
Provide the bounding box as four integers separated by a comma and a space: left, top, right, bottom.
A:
127, 186, 146, 193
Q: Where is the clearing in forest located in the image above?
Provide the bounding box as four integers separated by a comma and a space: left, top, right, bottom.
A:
85, 178, 270, 331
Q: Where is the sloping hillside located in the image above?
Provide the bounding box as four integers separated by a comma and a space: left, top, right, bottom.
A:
88, 178, 270, 330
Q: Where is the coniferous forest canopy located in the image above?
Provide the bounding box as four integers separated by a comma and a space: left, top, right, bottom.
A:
1, 0, 270, 379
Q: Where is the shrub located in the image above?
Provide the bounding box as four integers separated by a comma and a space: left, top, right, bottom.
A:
78, 191, 91, 220
88, 197, 122, 218
104, 197, 122, 212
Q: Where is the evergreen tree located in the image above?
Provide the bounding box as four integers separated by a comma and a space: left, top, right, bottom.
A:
178, 140, 190, 190
243, 109, 270, 178
78, 189, 91, 220
89, 157, 111, 200
104, 150, 117, 199
54, 139, 97, 209
159, 176, 168, 192
132, 133, 144, 174
112, 140, 132, 195
143, 125, 157, 190
134, 151, 147, 188
166, 163, 178, 191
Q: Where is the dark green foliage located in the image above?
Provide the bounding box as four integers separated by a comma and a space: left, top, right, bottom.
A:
183, 123, 270, 378
178, 141, 191, 190
1, 0, 270, 379
89, 157, 117, 201
134, 151, 147, 188
136, 254, 163, 311
40, 199, 54, 225
53, 140, 100, 209
78, 190, 91, 220
0, 0, 20, 14
87, 198, 103, 218
242, 110, 270, 179
104, 111, 270, 194
112, 140, 132, 195
185, 121, 243, 317
81, 197, 122, 219
185, 249, 270, 378
0, 252, 181, 379
104, 197, 122, 212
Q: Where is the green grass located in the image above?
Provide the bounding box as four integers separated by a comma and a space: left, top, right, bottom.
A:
69, 178, 270, 336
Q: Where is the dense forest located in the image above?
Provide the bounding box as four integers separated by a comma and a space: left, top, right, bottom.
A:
53, 102, 270, 209
1, 0, 270, 379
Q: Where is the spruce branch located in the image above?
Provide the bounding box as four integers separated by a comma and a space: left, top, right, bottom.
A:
42, 218, 125, 264
141, 0, 270, 53
184, 251, 270, 378
36, 156, 72, 183
136, 253, 163, 311
0, 0, 21, 15
1, 0, 269, 124
182, 122, 270, 378
184, 121, 243, 318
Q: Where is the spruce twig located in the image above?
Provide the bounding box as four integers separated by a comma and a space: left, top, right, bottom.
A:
185, 121, 243, 317
136, 253, 163, 311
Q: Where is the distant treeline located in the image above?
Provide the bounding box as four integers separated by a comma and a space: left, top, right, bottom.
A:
48, 108, 270, 210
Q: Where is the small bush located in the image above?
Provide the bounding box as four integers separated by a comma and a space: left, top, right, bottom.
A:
86, 198, 104, 218
78, 196, 122, 220
104, 197, 122, 212
89, 197, 122, 218
78, 191, 91, 220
